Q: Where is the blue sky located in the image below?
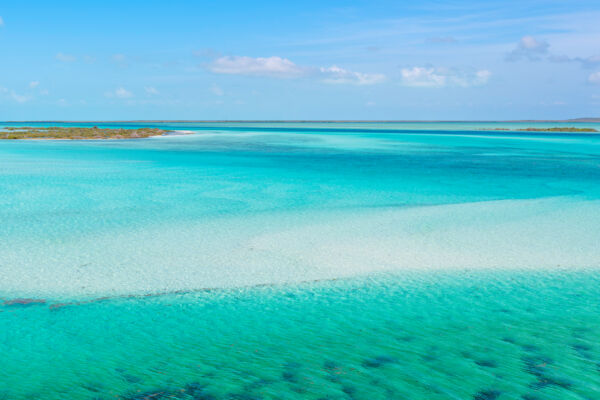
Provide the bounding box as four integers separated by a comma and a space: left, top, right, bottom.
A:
1, 0, 599, 120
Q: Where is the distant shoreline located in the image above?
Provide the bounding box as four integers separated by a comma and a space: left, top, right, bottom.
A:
1, 119, 600, 123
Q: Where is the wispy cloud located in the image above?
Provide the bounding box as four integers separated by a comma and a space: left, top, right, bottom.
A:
144, 86, 159, 95
400, 67, 490, 88
56, 52, 77, 62
10, 91, 30, 103
549, 54, 600, 69
506, 36, 549, 61
0, 16, 4, 27
319, 66, 385, 85
29, 81, 40, 89
208, 55, 385, 85
210, 84, 224, 96
1, 87, 31, 103
105, 87, 133, 98
83, 55, 97, 64
112, 54, 128, 67
427, 36, 457, 44
589, 71, 600, 85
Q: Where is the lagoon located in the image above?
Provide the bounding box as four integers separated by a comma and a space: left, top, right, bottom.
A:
1, 122, 600, 399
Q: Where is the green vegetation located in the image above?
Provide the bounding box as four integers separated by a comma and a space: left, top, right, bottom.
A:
516, 127, 597, 132
484, 127, 598, 132
0, 126, 169, 139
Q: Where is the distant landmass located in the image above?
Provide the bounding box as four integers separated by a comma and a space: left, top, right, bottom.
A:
1, 119, 599, 123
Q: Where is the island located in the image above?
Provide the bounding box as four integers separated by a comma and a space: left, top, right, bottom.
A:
0, 126, 171, 139
483, 127, 598, 132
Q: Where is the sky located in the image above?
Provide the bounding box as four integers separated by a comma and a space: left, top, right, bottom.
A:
1, 0, 600, 120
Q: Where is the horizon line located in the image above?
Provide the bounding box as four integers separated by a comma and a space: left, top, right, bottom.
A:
1, 118, 599, 123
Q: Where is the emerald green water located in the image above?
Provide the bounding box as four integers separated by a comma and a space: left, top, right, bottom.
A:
3, 271, 600, 400
1, 122, 600, 399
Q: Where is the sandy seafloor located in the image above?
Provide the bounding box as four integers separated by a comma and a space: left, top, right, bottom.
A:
1, 122, 600, 399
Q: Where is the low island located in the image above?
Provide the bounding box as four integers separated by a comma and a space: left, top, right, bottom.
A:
484, 127, 598, 132
0, 126, 170, 139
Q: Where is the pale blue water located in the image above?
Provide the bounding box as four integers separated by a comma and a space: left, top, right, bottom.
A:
1, 122, 600, 399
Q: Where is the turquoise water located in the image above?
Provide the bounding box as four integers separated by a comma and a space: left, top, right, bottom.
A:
1, 122, 600, 399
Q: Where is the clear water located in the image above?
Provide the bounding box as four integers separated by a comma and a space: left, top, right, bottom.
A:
1, 122, 600, 399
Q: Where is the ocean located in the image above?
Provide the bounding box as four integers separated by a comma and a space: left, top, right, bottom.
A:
1, 122, 600, 399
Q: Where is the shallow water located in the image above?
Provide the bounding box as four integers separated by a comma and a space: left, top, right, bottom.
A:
3, 271, 600, 400
1, 122, 600, 399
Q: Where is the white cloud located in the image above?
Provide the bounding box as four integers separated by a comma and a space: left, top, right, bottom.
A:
56, 52, 77, 62
589, 71, 600, 84
210, 84, 224, 96
0, 16, 4, 27
106, 87, 133, 98
208, 55, 385, 85
506, 36, 550, 61
401, 67, 491, 88
208, 56, 306, 78
401, 67, 447, 87
29, 81, 40, 89
319, 66, 386, 85
144, 86, 159, 95
10, 91, 29, 103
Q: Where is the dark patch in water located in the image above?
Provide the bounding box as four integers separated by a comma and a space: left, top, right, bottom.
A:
126, 389, 176, 400
473, 389, 501, 400
501, 337, 516, 344
572, 343, 592, 351
282, 370, 297, 383
521, 344, 541, 352
123, 374, 142, 384
398, 335, 415, 342
82, 383, 102, 393
362, 355, 396, 368
572, 342, 593, 358
116, 368, 142, 384
243, 378, 274, 391
227, 394, 263, 400
3, 298, 46, 307
282, 361, 301, 383
323, 360, 338, 371
290, 386, 307, 394
323, 360, 342, 383
475, 359, 498, 368
342, 385, 358, 399
184, 383, 217, 400
522, 355, 572, 390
